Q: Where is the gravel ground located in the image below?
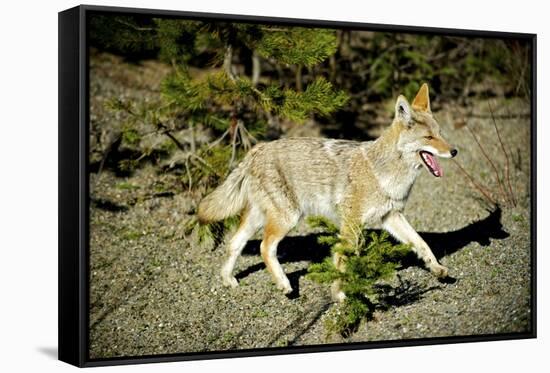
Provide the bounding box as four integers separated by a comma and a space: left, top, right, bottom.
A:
88, 53, 532, 359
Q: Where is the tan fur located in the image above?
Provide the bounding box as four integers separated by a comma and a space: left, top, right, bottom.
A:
260, 216, 292, 293
412, 83, 431, 112
198, 83, 457, 299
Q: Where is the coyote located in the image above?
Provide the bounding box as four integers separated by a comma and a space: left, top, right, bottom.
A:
198, 83, 457, 300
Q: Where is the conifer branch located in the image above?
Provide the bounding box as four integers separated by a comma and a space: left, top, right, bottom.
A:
189, 153, 220, 177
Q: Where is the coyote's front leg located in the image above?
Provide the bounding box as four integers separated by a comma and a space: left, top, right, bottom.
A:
382, 211, 448, 278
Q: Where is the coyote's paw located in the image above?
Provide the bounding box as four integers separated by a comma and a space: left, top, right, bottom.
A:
276, 281, 293, 295
221, 275, 239, 288
431, 263, 449, 279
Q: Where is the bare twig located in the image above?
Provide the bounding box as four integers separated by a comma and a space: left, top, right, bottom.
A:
223, 44, 236, 81
252, 50, 261, 87
488, 102, 517, 207
295, 65, 303, 92
258, 26, 293, 32
189, 122, 196, 154
329, 53, 337, 83
184, 159, 193, 192
465, 124, 510, 205
452, 160, 497, 206
466, 112, 530, 120
238, 120, 258, 149
515, 53, 529, 97
114, 19, 155, 32
207, 129, 230, 150
159, 126, 186, 152
228, 119, 239, 170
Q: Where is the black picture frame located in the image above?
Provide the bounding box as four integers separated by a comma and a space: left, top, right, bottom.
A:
59, 4, 537, 367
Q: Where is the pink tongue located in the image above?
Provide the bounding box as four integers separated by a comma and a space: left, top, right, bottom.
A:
425, 153, 443, 177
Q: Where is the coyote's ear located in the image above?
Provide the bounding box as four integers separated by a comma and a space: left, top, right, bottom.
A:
412, 83, 431, 112
395, 95, 412, 125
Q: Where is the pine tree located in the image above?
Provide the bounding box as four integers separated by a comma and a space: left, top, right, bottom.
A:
98, 17, 349, 245
101, 17, 348, 187
306, 216, 410, 337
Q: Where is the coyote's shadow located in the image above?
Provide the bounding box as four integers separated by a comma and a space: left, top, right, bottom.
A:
237, 207, 509, 295
416, 207, 509, 259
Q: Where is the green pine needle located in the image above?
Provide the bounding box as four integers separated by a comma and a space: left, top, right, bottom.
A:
306, 216, 410, 336
257, 27, 337, 67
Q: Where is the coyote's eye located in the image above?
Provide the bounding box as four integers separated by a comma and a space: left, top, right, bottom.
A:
424, 136, 434, 140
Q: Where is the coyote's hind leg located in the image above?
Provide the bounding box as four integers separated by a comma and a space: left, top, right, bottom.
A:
260, 212, 299, 294
221, 206, 264, 288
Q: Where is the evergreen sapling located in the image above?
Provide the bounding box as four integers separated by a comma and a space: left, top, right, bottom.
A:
306, 216, 411, 337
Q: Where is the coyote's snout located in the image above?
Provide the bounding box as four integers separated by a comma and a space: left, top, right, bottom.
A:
198, 83, 457, 300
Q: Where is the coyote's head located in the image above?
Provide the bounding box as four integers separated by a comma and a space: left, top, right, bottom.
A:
393, 83, 457, 177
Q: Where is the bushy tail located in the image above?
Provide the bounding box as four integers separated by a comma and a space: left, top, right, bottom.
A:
197, 161, 249, 224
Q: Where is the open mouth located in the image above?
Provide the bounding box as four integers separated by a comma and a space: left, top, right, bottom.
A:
419, 151, 443, 177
